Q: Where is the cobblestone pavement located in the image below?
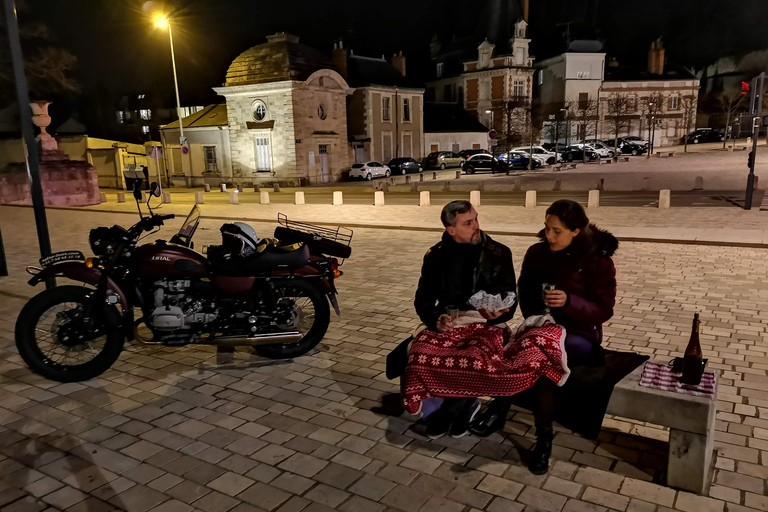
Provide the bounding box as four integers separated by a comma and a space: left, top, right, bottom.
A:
1, 208, 767, 512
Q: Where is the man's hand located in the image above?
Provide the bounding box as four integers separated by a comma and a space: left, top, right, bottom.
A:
478, 308, 509, 320
436, 314, 454, 333
544, 290, 568, 308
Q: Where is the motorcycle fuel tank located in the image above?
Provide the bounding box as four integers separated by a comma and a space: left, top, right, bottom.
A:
134, 241, 208, 278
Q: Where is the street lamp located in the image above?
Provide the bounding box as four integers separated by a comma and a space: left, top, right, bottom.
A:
153, 13, 187, 184
647, 100, 655, 159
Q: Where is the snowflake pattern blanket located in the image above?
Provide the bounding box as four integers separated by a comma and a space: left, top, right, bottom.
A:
401, 315, 569, 415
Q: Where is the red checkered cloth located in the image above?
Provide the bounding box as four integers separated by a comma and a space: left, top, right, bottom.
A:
639, 361, 716, 399
401, 320, 569, 415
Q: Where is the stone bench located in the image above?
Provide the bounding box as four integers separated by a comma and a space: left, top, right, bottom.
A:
606, 365, 716, 494
620, 156, 631, 162
566, 163, 578, 170
598, 158, 612, 165
656, 151, 675, 158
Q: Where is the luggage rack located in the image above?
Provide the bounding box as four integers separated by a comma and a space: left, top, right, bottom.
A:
276, 213, 353, 263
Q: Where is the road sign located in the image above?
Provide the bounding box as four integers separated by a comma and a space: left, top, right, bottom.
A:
181, 146, 189, 155
180, 136, 188, 147
488, 129, 497, 139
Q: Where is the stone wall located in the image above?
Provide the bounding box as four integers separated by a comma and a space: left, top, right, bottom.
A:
0, 158, 100, 206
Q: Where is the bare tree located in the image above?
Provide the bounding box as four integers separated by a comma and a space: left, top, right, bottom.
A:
718, 89, 745, 149
680, 90, 699, 153
570, 95, 598, 143
0, 3, 79, 103
640, 93, 663, 157
604, 93, 634, 155
501, 99, 541, 170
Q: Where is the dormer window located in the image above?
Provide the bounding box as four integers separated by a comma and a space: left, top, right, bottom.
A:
436, 62, 444, 78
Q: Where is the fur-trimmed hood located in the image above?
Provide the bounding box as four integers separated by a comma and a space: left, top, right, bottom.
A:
536, 224, 618, 258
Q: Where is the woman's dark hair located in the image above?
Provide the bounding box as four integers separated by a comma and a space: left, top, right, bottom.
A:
545, 199, 589, 231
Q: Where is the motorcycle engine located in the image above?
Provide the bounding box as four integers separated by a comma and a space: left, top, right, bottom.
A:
149, 280, 216, 331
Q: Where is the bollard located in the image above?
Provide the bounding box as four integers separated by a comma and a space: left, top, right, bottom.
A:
419, 174, 424, 182
99, 192, 107, 203
194, 192, 204, 204
420, 191, 431, 206
588, 190, 600, 208
455, 170, 461, 180
433, 172, 438, 180
229, 191, 239, 204
220, 183, 227, 192
333, 191, 343, 205
260, 191, 270, 205
273, 183, 280, 192
204, 184, 211, 192
255, 184, 261, 193
374, 191, 385, 206
553, 180, 561, 191
117, 192, 125, 203
694, 176, 704, 190
405, 175, 411, 184
470, 190, 481, 206
162, 192, 171, 203
525, 190, 537, 208
294, 191, 305, 205
659, 189, 671, 209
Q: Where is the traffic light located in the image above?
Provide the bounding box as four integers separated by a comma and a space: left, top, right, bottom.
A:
748, 150, 755, 169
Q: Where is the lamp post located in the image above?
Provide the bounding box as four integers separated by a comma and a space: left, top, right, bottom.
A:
647, 100, 655, 159
154, 13, 187, 184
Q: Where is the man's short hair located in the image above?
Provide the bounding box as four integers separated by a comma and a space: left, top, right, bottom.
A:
440, 200, 473, 227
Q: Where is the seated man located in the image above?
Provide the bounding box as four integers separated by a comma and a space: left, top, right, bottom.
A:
410, 200, 517, 439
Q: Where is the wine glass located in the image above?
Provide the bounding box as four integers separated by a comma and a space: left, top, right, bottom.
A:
541, 283, 555, 314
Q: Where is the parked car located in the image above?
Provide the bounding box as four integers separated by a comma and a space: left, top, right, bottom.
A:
623, 136, 649, 147
686, 129, 724, 144
425, 151, 464, 170
387, 157, 422, 175
560, 146, 599, 162
574, 142, 614, 159
462, 154, 509, 174
348, 161, 391, 180
603, 138, 647, 156
458, 149, 491, 160
498, 151, 541, 170
512, 145, 561, 165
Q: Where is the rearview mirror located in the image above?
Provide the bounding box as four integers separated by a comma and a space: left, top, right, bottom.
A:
150, 182, 161, 198
132, 179, 143, 200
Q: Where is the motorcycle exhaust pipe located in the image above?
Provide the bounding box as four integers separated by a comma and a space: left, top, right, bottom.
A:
203, 331, 303, 347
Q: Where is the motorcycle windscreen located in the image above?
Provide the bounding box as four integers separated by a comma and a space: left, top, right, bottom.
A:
176, 205, 201, 245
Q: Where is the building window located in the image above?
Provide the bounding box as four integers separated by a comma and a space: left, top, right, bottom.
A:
139, 109, 151, 121
116, 111, 124, 124
252, 100, 268, 121
203, 146, 218, 173
579, 92, 589, 110
317, 105, 327, 120
254, 136, 272, 171
538, 70, 544, 86
382, 133, 392, 161
382, 96, 391, 122
137, 94, 145, 100
513, 80, 525, 99
670, 96, 679, 110
436, 62, 443, 78
141, 125, 150, 134
403, 98, 411, 122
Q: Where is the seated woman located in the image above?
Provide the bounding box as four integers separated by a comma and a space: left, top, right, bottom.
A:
470, 199, 618, 475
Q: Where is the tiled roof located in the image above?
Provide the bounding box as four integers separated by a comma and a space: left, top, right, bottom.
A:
161, 104, 227, 129
346, 55, 421, 89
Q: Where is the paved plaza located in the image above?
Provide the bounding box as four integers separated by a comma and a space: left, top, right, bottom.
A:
0, 206, 767, 512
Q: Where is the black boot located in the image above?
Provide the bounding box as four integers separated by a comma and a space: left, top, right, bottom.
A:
527, 429, 554, 475
469, 399, 511, 437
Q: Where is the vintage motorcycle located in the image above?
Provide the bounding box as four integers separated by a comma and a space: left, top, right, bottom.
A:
15, 181, 352, 382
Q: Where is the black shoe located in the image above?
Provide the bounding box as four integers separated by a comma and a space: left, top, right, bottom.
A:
450, 399, 481, 438
426, 408, 454, 439
527, 429, 554, 475
469, 400, 511, 437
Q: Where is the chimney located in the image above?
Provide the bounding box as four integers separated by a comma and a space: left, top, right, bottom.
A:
522, 0, 529, 23
430, 35, 441, 58
648, 38, 665, 75
391, 51, 406, 76
332, 39, 348, 80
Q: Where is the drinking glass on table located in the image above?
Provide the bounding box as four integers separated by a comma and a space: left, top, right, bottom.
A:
541, 283, 555, 314
445, 306, 460, 322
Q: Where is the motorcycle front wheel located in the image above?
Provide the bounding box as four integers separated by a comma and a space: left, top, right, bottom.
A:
256, 280, 331, 359
15, 286, 124, 382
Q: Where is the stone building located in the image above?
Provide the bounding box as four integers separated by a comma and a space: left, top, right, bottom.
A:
213, 33, 353, 186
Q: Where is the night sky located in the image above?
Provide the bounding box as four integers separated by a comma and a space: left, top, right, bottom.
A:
13, 0, 768, 104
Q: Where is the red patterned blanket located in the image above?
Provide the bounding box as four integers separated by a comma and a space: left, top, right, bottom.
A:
401, 319, 568, 415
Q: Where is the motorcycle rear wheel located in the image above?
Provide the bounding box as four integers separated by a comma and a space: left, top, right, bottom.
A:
15, 286, 124, 382
256, 280, 330, 359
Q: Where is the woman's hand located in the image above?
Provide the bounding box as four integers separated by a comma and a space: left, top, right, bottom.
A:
436, 314, 454, 332
544, 290, 568, 308
478, 308, 509, 320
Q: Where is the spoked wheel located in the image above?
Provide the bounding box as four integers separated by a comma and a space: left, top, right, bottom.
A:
256, 280, 331, 359
15, 286, 124, 382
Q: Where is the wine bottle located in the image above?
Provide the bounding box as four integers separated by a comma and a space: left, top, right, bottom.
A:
681, 313, 703, 385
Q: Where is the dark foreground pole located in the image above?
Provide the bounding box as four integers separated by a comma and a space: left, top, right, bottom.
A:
3, 0, 54, 287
